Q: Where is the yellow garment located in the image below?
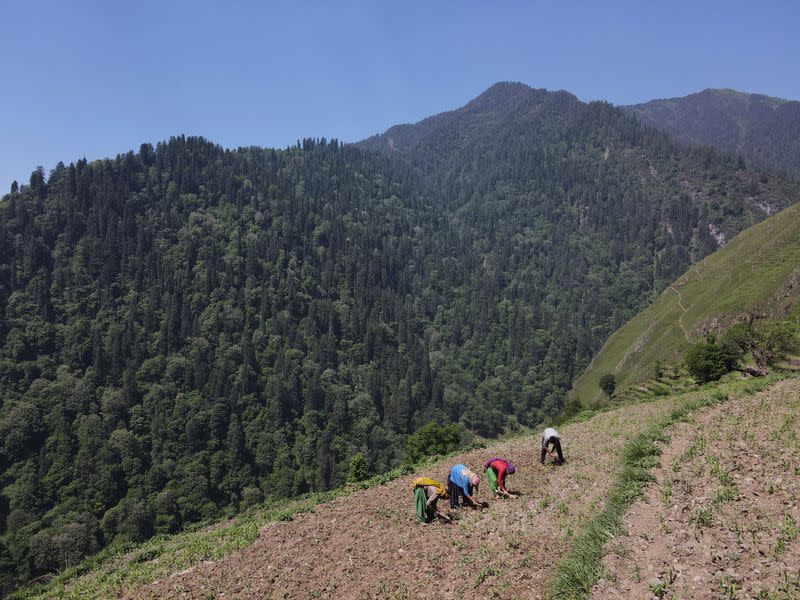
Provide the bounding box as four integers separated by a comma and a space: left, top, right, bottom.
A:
411, 477, 449, 499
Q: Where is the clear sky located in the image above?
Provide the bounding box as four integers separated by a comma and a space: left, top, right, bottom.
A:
2, 0, 799, 188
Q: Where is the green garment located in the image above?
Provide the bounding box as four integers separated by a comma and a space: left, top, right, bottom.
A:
414, 486, 428, 523
485, 467, 498, 495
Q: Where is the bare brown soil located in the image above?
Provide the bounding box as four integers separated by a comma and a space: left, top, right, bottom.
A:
131, 399, 683, 599
591, 378, 800, 600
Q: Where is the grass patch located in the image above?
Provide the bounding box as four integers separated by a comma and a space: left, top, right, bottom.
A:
474, 565, 501, 588
12, 493, 338, 600
772, 514, 798, 557
545, 376, 780, 600
689, 506, 713, 529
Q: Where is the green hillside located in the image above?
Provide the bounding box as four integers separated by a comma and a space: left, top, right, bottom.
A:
573, 201, 800, 406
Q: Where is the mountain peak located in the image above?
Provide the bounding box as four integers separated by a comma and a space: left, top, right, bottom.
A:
474, 81, 534, 100
357, 82, 580, 158
466, 81, 577, 112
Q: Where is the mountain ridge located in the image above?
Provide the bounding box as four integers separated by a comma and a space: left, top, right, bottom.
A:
623, 88, 800, 178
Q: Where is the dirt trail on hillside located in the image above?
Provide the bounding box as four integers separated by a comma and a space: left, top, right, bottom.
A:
131, 400, 683, 600
670, 283, 692, 343
591, 378, 800, 599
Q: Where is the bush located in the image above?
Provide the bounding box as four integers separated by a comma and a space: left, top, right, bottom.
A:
561, 395, 583, 420
685, 338, 739, 383
346, 453, 368, 483
599, 373, 616, 397
101, 500, 154, 543
29, 522, 98, 573
722, 319, 799, 372
242, 486, 264, 508
404, 421, 462, 463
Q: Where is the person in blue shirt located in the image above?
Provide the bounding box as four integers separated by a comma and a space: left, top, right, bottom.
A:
447, 464, 484, 509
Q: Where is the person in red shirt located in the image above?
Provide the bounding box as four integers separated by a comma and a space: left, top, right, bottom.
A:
484, 458, 517, 498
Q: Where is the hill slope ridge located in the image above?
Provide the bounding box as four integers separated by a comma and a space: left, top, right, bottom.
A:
3, 83, 800, 592
573, 201, 800, 405
624, 88, 800, 179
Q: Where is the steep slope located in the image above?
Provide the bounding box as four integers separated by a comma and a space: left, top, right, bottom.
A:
573, 201, 800, 406
14, 378, 788, 599
625, 88, 800, 179
362, 82, 799, 274
127, 389, 691, 599
359, 82, 583, 183
361, 81, 800, 403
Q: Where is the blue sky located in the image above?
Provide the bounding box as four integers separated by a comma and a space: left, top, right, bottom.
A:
2, 0, 799, 187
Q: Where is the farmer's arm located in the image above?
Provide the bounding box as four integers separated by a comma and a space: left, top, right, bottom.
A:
496, 463, 507, 492
544, 438, 556, 457
425, 487, 438, 509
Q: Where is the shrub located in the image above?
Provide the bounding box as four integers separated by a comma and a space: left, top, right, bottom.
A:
722, 319, 799, 373
685, 338, 739, 383
346, 453, 368, 483
404, 421, 461, 463
29, 522, 98, 573
242, 486, 264, 508
561, 395, 583, 420
599, 373, 616, 398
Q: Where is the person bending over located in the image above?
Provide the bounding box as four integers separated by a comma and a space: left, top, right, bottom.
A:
484, 457, 517, 498
540, 427, 564, 465
412, 477, 451, 523
447, 464, 484, 509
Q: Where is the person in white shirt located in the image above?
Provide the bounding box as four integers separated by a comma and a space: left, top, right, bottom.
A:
541, 427, 564, 464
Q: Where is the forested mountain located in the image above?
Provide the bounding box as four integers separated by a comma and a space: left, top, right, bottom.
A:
624, 88, 800, 179
1, 83, 800, 592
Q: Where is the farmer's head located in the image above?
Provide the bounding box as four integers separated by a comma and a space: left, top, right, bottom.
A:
470, 475, 480, 488
507, 463, 516, 475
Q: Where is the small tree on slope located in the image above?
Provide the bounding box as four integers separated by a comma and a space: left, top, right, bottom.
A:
685, 334, 740, 383
599, 373, 616, 398
721, 317, 799, 376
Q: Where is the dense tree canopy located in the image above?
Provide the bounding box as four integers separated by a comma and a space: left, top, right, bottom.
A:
1, 84, 799, 592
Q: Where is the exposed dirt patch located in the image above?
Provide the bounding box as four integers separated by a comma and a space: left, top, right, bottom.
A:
129, 399, 684, 599
591, 378, 800, 600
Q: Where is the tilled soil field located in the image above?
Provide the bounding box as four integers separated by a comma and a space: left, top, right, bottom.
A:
591, 378, 800, 600
132, 398, 686, 599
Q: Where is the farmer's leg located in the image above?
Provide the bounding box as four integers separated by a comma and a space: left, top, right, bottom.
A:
447, 479, 459, 508
554, 438, 564, 462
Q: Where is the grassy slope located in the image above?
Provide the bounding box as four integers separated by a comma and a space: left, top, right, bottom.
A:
572, 201, 800, 407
